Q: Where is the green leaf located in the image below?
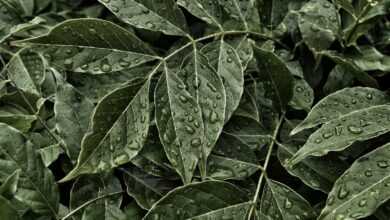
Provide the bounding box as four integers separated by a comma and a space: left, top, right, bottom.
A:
70, 172, 123, 220
336, 0, 390, 46
0, 1, 23, 43
287, 61, 314, 112
252, 45, 294, 112
207, 133, 260, 180
201, 40, 244, 122
0, 196, 20, 220
54, 74, 94, 162
98, 0, 189, 36
0, 123, 59, 217
259, 179, 316, 220
38, 144, 64, 167
155, 52, 226, 183
0, 170, 20, 199
144, 180, 249, 219
7, 49, 45, 96
60, 77, 151, 182
289, 104, 390, 166
319, 142, 390, 220
291, 87, 390, 135
15, 18, 157, 74
122, 166, 175, 210
298, 0, 340, 51
278, 143, 347, 192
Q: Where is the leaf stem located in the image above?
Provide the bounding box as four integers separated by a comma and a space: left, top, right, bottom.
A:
247, 112, 285, 220
60, 191, 124, 220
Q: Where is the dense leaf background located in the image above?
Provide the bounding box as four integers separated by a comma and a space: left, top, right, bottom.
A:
0, 0, 389, 219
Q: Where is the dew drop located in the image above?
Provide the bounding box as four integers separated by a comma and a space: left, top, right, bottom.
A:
322, 131, 334, 139
114, 154, 129, 165
377, 160, 389, 168
209, 111, 219, 123
338, 186, 349, 199
358, 199, 367, 207
327, 196, 335, 205
179, 95, 187, 103
64, 58, 73, 68
227, 57, 233, 63
284, 198, 292, 209
101, 63, 112, 72
365, 170, 373, 177
347, 125, 363, 134
366, 93, 373, 100
314, 138, 322, 144
295, 86, 303, 92
185, 125, 195, 134
191, 138, 202, 147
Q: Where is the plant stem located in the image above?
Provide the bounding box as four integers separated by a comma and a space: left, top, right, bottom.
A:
60, 191, 123, 220
247, 112, 285, 220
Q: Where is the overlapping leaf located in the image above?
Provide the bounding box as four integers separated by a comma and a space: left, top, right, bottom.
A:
144, 181, 249, 219
319, 142, 390, 220
61, 77, 152, 182
98, 0, 189, 36
15, 18, 157, 74
0, 123, 59, 217
291, 87, 390, 135
289, 104, 390, 165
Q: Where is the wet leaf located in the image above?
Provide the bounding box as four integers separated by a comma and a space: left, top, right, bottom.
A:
144, 180, 249, 219
259, 179, 316, 220
319, 142, 390, 220
0, 123, 59, 217
14, 18, 157, 74
289, 104, 390, 165
61, 78, 152, 182
291, 87, 390, 135
98, 0, 189, 36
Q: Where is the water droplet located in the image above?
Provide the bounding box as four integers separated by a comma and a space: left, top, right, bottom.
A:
114, 154, 129, 165
226, 57, 233, 63
338, 186, 349, 199
366, 93, 373, 100
323, 2, 331, 8
185, 126, 195, 134
89, 28, 97, 34
191, 138, 201, 147
377, 160, 389, 168
310, 25, 319, 32
216, 93, 222, 100
97, 161, 110, 171
187, 115, 194, 122
358, 199, 367, 207
163, 133, 170, 143
365, 169, 373, 177
179, 95, 187, 103
101, 62, 112, 72
347, 125, 363, 134
322, 131, 334, 139
142, 8, 150, 14
177, 84, 186, 90
314, 138, 322, 143
146, 21, 155, 28
81, 64, 89, 70
209, 111, 218, 123
296, 86, 303, 92
284, 198, 292, 209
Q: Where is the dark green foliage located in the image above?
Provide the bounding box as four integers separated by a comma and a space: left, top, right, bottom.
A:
0, 0, 389, 219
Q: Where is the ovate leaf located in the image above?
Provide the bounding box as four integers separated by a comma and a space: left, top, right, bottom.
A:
260, 179, 316, 220
201, 40, 244, 122
252, 45, 294, 112
319, 142, 390, 220
298, 0, 340, 51
144, 180, 249, 219
15, 18, 157, 74
289, 105, 390, 165
61, 78, 151, 182
98, 0, 189, 36
0, 123, 59, 217
155, 53, 226, 183
54, 75, 94, 162
291, 87, 390, 135
7, 49, 45, 96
